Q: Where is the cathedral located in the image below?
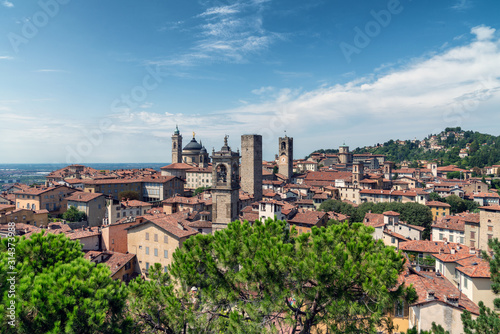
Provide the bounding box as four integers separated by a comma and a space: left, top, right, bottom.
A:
171, 126, 210, 167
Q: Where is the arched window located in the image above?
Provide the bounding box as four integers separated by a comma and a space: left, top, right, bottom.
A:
173, 142, 177, 149
217, 164, 227, 183
281, 141, 286, 151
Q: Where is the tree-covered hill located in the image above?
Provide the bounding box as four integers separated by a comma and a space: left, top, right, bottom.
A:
310, 128, 500, 170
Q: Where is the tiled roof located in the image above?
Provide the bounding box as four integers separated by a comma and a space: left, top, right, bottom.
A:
85, 251, 136, 276
187, 220, 212, 229
163, 195, 205, 205
455, 257, 490, 278
364, 213, 384, 228
66, 192, 104, 202
473, 192, 500, 198
383, 211, 400, 216
432, 253, 474, 263
432, 212, 479, 232
288, 211, 327, 226
121, 200, 152, 208
479, 205, 500, 211
400, 240, 470, 254
127, 214, 198, 239
160, 163, 195, 170
383, 230, 409, 241
404, 270, 479, 315
426, 201, 451, 208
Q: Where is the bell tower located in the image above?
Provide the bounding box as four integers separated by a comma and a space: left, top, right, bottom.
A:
171, 125, 182, 164
211, 135, 240, 232
278, 135, 293, 179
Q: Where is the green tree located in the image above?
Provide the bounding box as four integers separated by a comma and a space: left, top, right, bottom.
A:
0, 232, 132, 333
169, 218, 415, 334
192, 186, 210, 196
128, 263, 196, 333
461, 238, 500, 333
118, 190, 140, 201
429, 192, 445, 202
62, 205, 86, 222
444, 195, 478, 214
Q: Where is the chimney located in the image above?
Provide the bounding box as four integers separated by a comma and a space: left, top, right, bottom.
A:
451, 248, 456, 254
427, 291, 436, 301
446, 294, 459, 307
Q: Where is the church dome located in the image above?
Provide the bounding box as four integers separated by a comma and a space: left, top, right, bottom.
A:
200, 146, 207, 154
183, 138, 202, 151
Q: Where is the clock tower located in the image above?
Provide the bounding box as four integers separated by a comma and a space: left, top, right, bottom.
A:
278, 135, 293, 180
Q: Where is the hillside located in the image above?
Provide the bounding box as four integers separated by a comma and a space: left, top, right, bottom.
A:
311, 128, 500, 170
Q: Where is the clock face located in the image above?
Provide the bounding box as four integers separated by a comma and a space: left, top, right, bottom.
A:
281, 156, 287, 163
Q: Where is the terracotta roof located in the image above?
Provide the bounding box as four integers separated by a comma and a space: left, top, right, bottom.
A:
66, 192, 104, 202
326, 211, 349, 222
432, 213, 479, 231
383, 211, 400, 216
473, 192, 500, 198
383, 230, 409, 241
404, 270, 479, 315
161, 163, 195, 170
296, 199, 314, 205
127, 214, 198, 239
455, 257, 490, 278
120, 200, 152, 208
163, 195, 205, 205
432, 252, 474, 263
85, 251, 136, 276
426, 201, 451, 208
400, 240, 470, 254
364, 213, 384, 228
187, 220, 212, 229
479, 205, 500, 211
288, 211, 327, 226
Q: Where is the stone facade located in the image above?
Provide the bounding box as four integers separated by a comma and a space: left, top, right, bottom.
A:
211, 136, 240, 232
278, 136, 293, 179
478, 206, 500, 252
241, 134, 263, 201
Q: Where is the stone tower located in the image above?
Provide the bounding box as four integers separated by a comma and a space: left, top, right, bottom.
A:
384, 161, 394, 180
171, 125, 182, 164
353, 161, 364, 184
278, 135, 293, 179
338, 143, 353, 164
241, 134, 263, 201
211, 136, 240, 232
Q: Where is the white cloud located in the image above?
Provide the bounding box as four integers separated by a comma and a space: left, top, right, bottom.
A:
149, 0, 281, 67
0, 56, 13, 60
3, 26, 500, 162
451, 0, 472, 11
2, 1, 13, 8
471, 25, 496, 41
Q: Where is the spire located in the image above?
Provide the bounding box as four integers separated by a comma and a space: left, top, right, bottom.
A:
174, 125, 180, 135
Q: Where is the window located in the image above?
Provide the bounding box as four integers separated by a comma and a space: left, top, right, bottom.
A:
395, 301, 404, 317
164, 266, 168, 273
154, 248, 158, 257
145, 232, 149, 240
470, 240, 475, 248
488, 226, 493, 232
164, 250, 168, 258
146, 262, 150, 270
464, 276, 468, 289
460, 237, 464, 244
449, 235, 454, 242
154, 234, 158, 242
145, 247, 149, 255
137, 210, 140, 215
439, 233, 444, 241
470, 231, 476, 239
164, 235, 168, 243
125, 262, 131, 270
391, 237, 395, 244
116, 213, 120, 218
112, 239, 114, 244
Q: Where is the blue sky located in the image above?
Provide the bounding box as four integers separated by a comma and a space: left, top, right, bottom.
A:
1, 0, 500, 163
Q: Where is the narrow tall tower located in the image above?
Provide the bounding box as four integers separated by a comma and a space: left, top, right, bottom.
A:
211, 136, 240, 232
171, 125, 182, 164
278, 136, 293, 179
241, 134, 263, 201
353, 161, 364, 184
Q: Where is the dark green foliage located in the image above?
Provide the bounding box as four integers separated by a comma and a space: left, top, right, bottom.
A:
128, 263, 195, 333
193, 186, 210, 196
319, 200, 433, 239
310, 129, 500, 168
0, 232, 131, 333
169, 218, 415, 334
446, 171, 462, 179
444, 195, 479, 214
62, 205, 86, 222
461, 238, 500, 333
406, 322, 450, 333
429, 192, 445, 202
118, 190, 140, 201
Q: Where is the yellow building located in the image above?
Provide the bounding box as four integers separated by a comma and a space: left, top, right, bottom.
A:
14, 185, 76, 214
426, 201, 451, 221
126, 215, 198, 277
